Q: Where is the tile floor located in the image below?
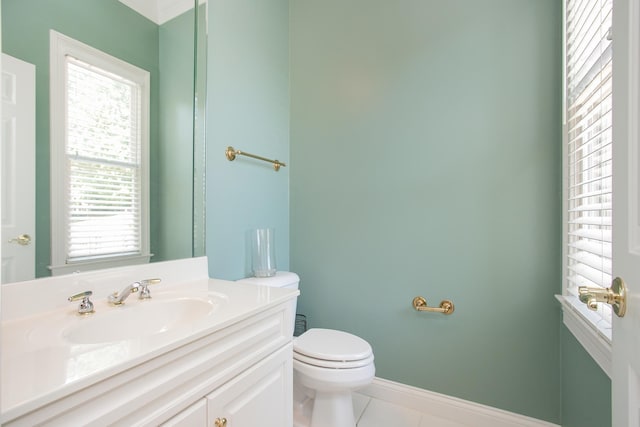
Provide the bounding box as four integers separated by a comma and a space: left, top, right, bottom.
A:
353, 393, 467, 427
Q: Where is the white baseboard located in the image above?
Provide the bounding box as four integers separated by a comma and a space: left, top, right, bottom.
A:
358, 377, 560, 427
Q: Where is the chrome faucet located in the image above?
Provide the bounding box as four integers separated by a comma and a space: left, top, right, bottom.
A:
138, 278, 161, 300
68, 290, 95, 314
109, 282, 140, 305
108, 278, 161, 305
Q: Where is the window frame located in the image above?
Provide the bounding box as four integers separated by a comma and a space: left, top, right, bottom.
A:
49, 30, 151, 275
558, 0, 613, 378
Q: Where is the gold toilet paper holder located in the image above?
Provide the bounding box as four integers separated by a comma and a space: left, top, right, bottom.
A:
412, 296, 455, 315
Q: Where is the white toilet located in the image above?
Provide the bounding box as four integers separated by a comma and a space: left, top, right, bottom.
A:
237, 272, 375, 427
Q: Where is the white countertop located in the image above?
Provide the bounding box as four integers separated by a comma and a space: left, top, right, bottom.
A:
0, 258, 298, 423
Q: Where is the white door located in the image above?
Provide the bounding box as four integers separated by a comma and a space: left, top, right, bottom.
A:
612, 0, 640, 425
1, 53, 35, 283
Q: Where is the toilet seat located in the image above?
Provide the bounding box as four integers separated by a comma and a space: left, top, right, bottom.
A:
294, 351, 374, 369
293, 329, 374, 369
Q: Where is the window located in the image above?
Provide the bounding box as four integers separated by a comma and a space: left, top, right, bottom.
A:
559, 0, 613, 375
50, 31, 151, 274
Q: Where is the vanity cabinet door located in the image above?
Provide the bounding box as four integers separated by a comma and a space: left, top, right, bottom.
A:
207, 343, 293, 427
160, 399, 207, 427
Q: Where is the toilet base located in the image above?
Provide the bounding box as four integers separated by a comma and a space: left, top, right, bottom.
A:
311, 390, 356, 427
293, 389, 356, 427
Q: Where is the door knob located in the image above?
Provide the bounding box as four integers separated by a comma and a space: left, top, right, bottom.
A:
578, 277, 627, 317
214, 418, 227, 427
8, 234, 31, 246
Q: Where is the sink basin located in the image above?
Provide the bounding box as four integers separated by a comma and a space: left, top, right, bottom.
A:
63, 297, 216, 344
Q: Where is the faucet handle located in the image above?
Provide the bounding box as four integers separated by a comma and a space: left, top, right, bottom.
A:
68, 290, 94, 314
138, 278, 161, 300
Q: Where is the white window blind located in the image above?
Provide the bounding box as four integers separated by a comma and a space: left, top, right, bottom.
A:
565, 0, 613, 326
65, 56, 142, 260
50, 30, 150, 274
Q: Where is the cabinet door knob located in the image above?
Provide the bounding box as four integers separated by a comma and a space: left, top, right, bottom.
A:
214, 417, 227, 427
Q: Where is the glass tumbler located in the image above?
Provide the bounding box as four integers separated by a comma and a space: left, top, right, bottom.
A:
250, 228, 276, 277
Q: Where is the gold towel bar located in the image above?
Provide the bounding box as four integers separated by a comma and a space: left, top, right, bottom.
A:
225, 146, 286, 171
412, 296, 455, 315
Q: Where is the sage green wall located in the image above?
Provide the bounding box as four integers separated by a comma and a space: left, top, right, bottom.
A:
289, 0, 562, 422
2, 0, 195, 273
156, 11, 195, 262
561, 327, 612, 427
205, 0, 290, 279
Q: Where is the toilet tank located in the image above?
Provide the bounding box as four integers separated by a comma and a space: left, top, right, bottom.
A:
236, 272, 300, 333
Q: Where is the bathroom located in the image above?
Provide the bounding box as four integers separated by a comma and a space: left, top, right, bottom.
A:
0, 0, 622, 426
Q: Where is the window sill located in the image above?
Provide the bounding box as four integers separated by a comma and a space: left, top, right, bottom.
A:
49, 254, 153, 276
556, 295, 612, 378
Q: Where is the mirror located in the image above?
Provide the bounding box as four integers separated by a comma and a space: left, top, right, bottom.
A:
1, 0, 207, 281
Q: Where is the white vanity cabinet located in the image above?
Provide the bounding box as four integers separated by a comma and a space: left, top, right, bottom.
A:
1, 259, 298, 427
164, 344, 292, 427
161, 400, 207, 426
206, 344, 293, 427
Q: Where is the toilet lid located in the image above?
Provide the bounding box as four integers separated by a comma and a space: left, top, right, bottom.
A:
293, 329, 373, 364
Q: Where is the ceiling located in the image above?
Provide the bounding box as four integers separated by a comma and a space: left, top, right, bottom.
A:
119, 0, 195, 25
